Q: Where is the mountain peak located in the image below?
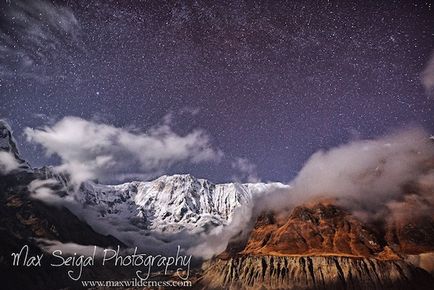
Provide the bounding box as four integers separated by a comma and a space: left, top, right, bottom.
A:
75, 175, 291, 235
0, 120, 29, 169
0, 120, 18, 153
158, 173, 198, 181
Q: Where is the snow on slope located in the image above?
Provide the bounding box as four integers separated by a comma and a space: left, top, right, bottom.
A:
76, 174, 289, 235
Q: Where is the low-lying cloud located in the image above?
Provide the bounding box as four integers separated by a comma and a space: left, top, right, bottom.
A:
0, 151, 20, 174
25, 116, 223, 185
28, 178, 67, 205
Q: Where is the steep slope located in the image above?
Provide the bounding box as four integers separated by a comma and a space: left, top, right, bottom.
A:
202, 255, 433, 290
76, 175, 288, 234
200, 201, 434, 290
242, 202, 390, 258
0, 124, 126, 289
0, 183, 127, 290
0, 120, 30, 171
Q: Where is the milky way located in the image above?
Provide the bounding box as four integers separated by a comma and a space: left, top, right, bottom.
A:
1, 0, 433, 183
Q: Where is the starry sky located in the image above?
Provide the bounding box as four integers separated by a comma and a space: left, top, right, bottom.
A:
1, 0, 434, 183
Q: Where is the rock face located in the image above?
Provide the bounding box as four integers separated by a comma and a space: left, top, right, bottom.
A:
202, 255, 433, 290
0, 121, 30, 170
77, 175, 288, 234
200, 201, 434, 290
238, 201, 434, 259
386, 213, 434, 255
242, 202, 387, 258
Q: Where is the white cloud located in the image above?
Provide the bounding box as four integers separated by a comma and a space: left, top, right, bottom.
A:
231, 157, 259, 182
237, 127, 434, 225
187, 200, 258, 259
28, 178, 66, 204
422, 51, 434, 96
36, 239, 106, 257
0, 151, 20, 174
24, 116, 223, 185
291, 127, 434, 208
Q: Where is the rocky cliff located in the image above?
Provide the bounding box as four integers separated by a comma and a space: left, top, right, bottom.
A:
201, 255, 433, 290
200, 201, 434, 290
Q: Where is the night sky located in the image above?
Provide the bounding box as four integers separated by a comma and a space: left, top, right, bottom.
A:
1, 0, 434, 183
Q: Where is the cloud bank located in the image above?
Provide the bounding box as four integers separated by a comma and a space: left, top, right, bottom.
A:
239, 128, 433, 215
25, 116, 223, 185
291, 127, 433, 206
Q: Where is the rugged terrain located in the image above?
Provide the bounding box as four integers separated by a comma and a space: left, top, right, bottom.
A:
200, 201, 434, 290
2, 120, 434, 290
0, 121, 288, 289
0, 122, 127, 289
78, 175, 287, 234
202, 255, 432, 290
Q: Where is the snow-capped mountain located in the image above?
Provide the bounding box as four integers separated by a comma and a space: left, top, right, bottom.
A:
0, 121, 291, 249
76, 174, 289, 234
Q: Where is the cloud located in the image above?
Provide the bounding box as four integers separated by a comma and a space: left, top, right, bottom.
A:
235, 127, 434, 229
290, 127, 434, 210
0, 0, 82, 80
186, 183, 290, 259
24, 116, 223, 185
422, 52, 434, 96
179, 106, 201, 116
231, 157, 259, 182
0, 151, 20, 174
36, 238, 106, 257
190, 127, 434, 258
187, 202, 254, 259
28, 178, 66, 204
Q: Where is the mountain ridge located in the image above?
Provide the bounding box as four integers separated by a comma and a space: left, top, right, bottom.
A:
76, 173, 289, 235
200, 200, 434, 289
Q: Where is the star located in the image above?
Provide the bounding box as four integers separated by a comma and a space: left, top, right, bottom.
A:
0, 0, 433, 183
